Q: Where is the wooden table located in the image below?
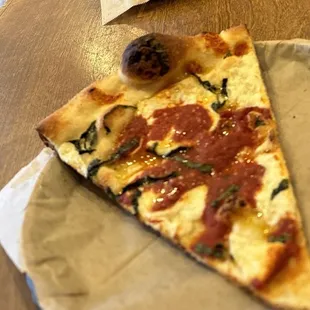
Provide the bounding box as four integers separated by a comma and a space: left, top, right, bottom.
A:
0, 0, 309, 309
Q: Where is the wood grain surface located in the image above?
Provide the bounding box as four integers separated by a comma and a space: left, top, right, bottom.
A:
0, 0, 309, 309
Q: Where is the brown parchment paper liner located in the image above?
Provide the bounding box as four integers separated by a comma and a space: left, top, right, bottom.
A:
21, 25, 310, 310
100, 0, 149, 24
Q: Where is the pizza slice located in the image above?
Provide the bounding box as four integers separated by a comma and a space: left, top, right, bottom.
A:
37, 25, 310, 309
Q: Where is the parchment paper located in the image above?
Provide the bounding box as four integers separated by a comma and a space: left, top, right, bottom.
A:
21, 28, 310, 310
100, 0, 149, 24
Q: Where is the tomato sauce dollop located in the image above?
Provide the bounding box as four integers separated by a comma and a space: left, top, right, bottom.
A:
118, 104, 271, 248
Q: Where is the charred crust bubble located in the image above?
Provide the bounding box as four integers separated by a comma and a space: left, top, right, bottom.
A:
121, 33, 170, 81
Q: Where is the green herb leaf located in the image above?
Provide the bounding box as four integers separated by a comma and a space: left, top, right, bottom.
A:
194, 243, 213, 255
192, 74, 218, 94
172, 156, 213, 174
223, 51, 232, 59
87, 138, 140, 178
268, 233, 291, 243
106, 188, 117, 201
110, 138, 140, 162
70, 121, 98, 154
211, 101, 226, 112
194, 243, 226, 259
271, 179, 289, 200
255, 117, 265, 127
132, 189, 142, 214
103, 105, 137, 134
193, 75, 228, 113
121, 171, 179, 193
221, 78, 228, 98
211, 184, 240, 208
87, 158, 103, 178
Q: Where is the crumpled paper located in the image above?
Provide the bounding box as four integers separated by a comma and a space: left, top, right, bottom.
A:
100, 0, 149, 24
0, 27, 309, 310
0, 148, 54, 271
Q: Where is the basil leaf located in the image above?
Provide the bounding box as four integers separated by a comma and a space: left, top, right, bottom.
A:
211, 101, 226, 112
192, 74, 218, 94
103, 105, 137, 134
194, 243, 213, 255
87, 158, 103, 178
255, 117, 265, 127
70, 121, 97, 154
221, 78, 228, 98
132, 189, 142, 214
194, 243, 226, 259
110, 138, 140, 162
271, 179, 289, 200
268, 233, 291, 243
121, 171, 179, 193
211, 184, 240, 208
172, 156, 213, 174
223, 51, 232, 59
193, 75, 229, 113
87, 138, 140, 178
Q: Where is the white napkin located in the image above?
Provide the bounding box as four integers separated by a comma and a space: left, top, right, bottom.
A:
0, 148, 54, 271
100, 0, 149, 24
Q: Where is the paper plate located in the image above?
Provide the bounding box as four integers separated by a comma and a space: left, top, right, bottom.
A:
21, 33, 310, 310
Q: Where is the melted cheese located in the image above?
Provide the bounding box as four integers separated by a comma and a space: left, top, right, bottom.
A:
199, 54, 269, 109
58, 142, 87, 177
229, 211, 283, 283
138, 186, 207, 246
255, 152, 298, 226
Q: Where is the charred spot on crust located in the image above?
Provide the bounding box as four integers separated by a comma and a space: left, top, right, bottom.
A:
121, 33, 170, 81
203, 33, 229, 55
186, 61, 203, 74
234, 41, 249, 56
88, 87, 122, 104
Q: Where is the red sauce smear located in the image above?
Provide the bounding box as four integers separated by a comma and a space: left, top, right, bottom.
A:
116, 104, 271, 255
251, 218, 299, 290
118, 115, 148, 148
185, 108, 271, 171
148, 105, 213, 142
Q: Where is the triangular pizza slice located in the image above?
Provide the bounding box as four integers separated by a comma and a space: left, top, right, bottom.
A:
37, 25, 310, 309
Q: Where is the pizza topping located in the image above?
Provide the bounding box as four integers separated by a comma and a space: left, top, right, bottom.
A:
268, 218, 297, 243
70, 121, 97, 154
268, 233, 291, 243
171, 155, 213, 174
185, 108, 270, 171
148, 104, 212, 142
102, 105, 137, 134
132, 189, 142, 213
194, 243, 226, 259
211, 184, 240, 208
234, 41, 249, 56
193, 75, 228, 112
121, 171, 179, 194
271, 179, 289, 200
87, 158, 103, 178
252, 218, 299, 290
193, 74, 218, 94
102, 105, 269, 253
254, 117, 265, 127
223, 50, 232, 59
87, 138, 140, 178
88, 87, 122, 104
